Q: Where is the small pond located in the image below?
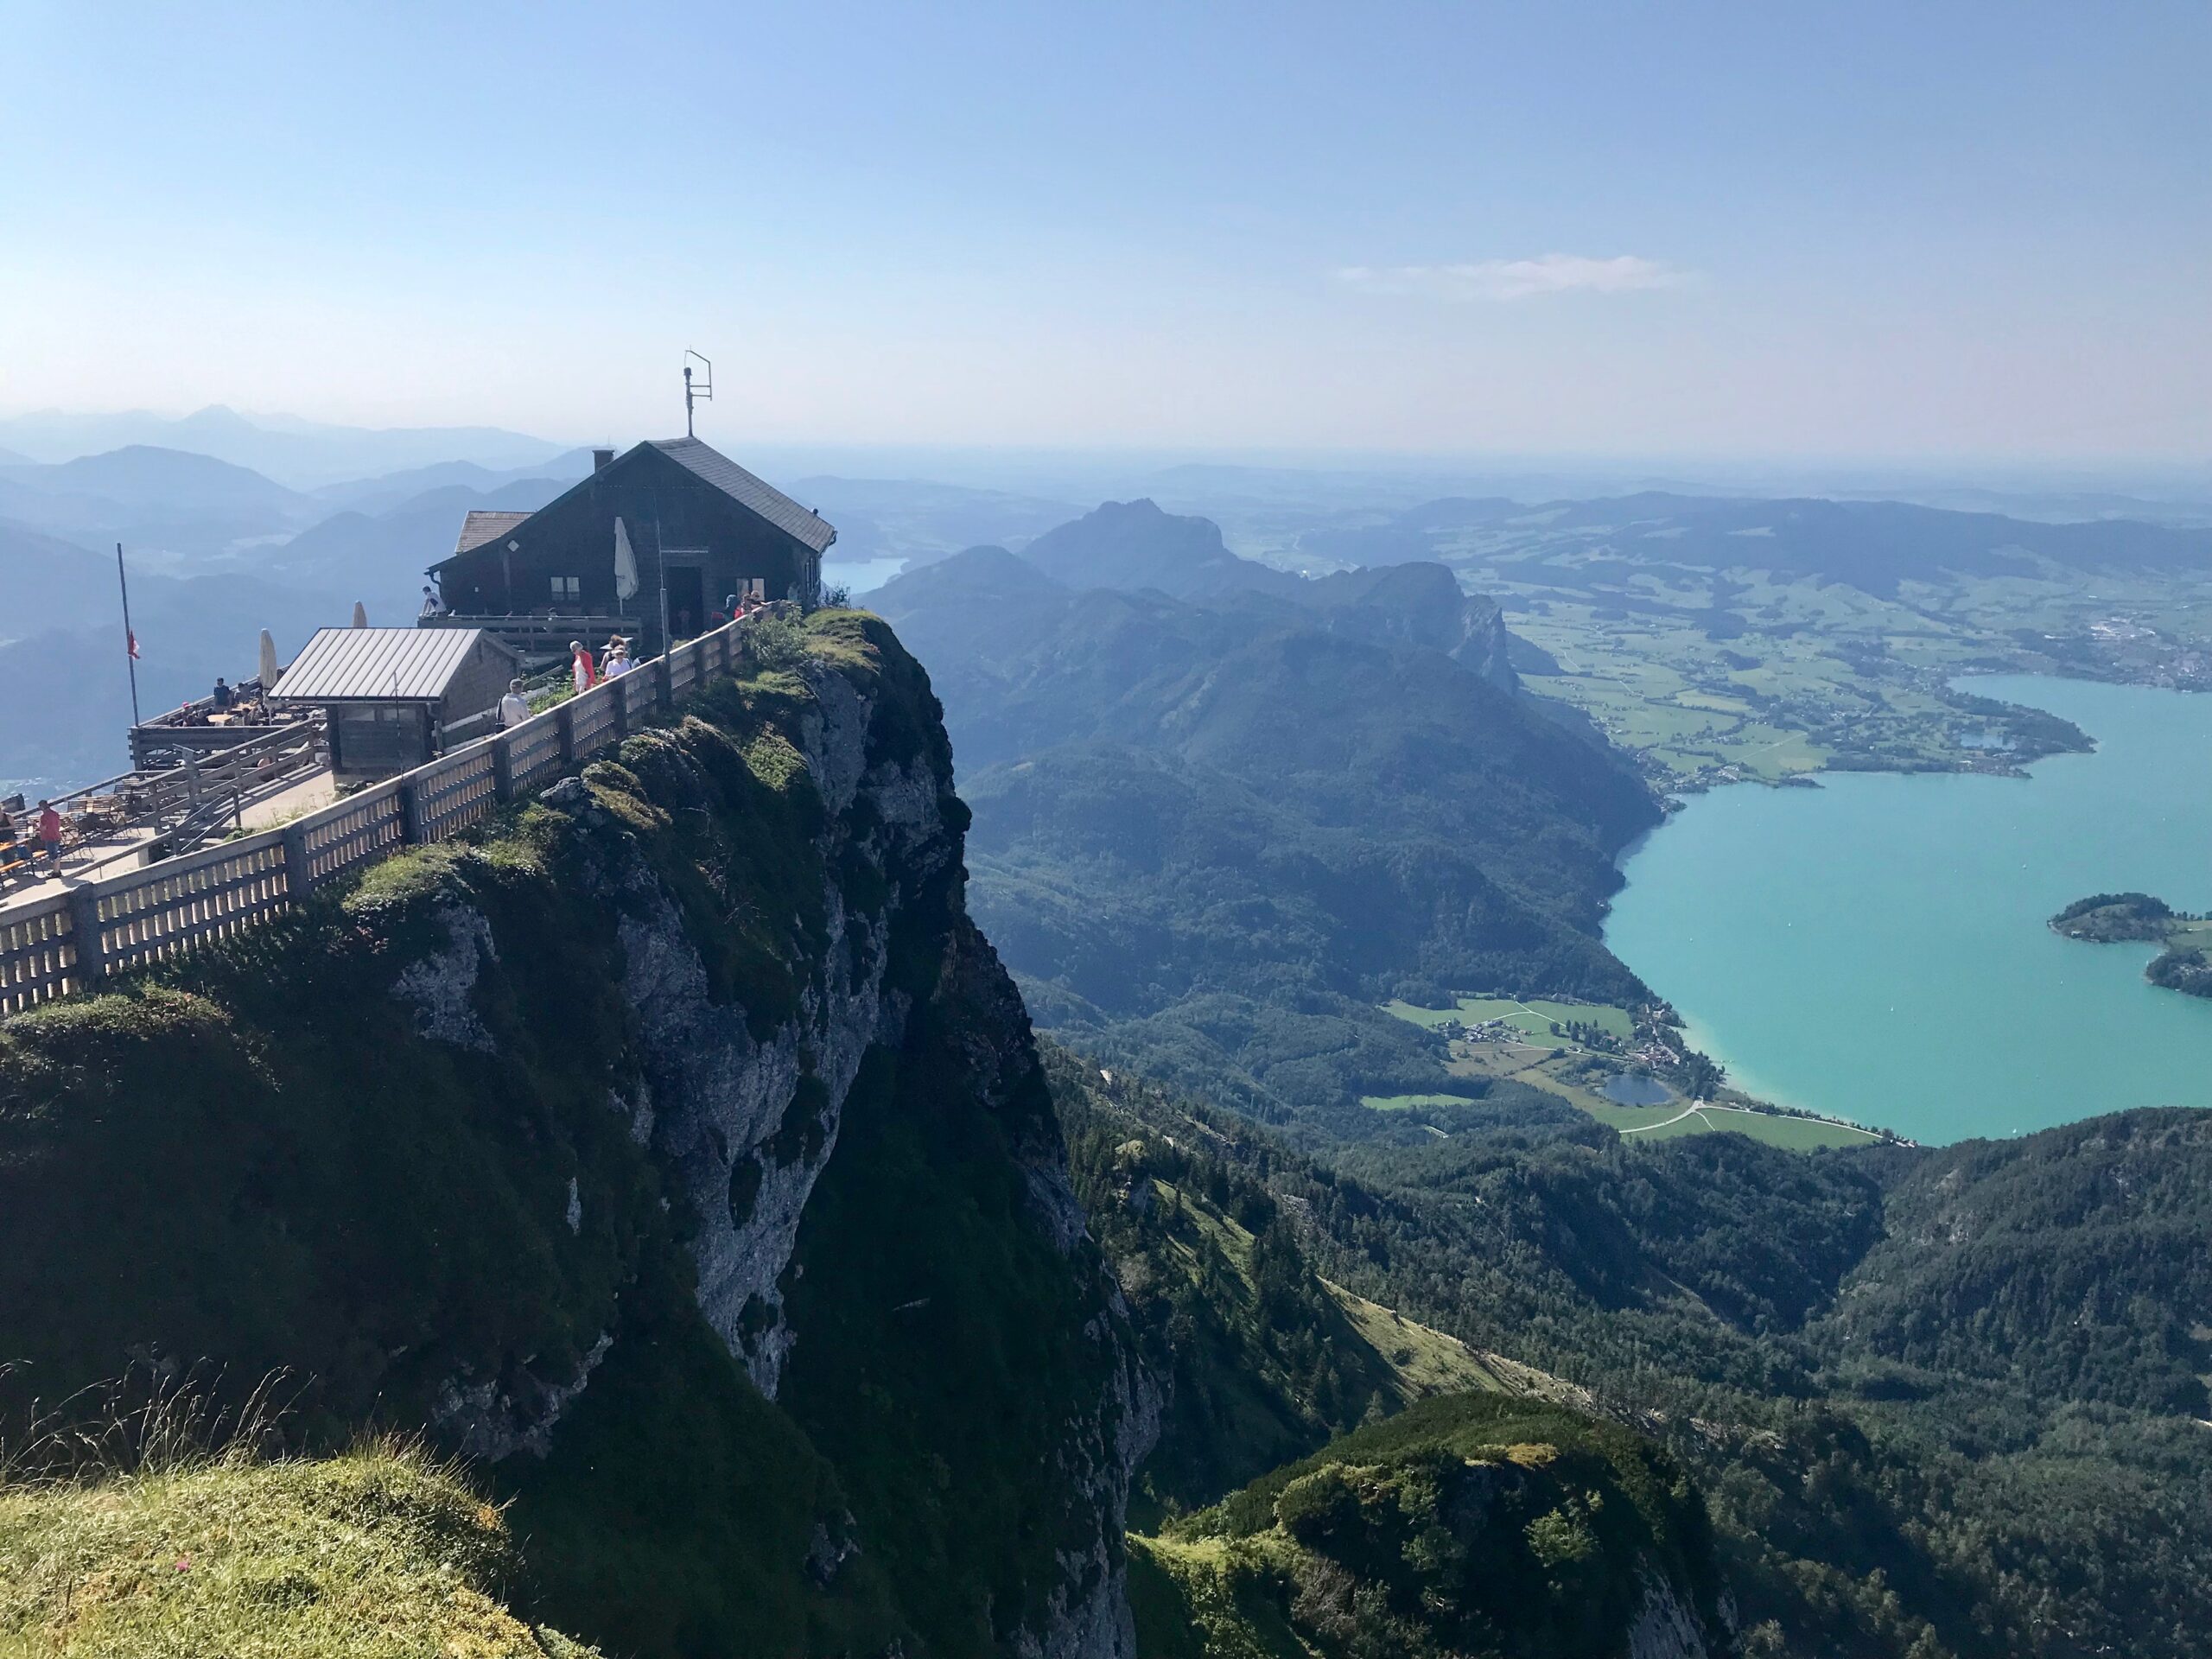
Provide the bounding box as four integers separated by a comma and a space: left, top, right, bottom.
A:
1601, 1073, 1675, 1107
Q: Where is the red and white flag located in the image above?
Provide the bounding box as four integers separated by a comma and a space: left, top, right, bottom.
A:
127, 628, 140, 660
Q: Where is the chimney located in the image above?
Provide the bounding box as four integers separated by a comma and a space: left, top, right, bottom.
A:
593, 447, 615, 474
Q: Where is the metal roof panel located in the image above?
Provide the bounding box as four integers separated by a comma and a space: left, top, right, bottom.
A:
270, 627, 503, 702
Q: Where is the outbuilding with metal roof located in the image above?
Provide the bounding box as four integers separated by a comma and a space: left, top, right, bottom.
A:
271, 626, 519, 781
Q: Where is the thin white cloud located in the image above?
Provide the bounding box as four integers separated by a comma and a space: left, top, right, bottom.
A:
1335, 254, 1687, 302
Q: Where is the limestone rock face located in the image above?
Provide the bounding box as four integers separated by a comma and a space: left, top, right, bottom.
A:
1626, 1571, 1733, 1659
480, 644, 1157, 1656
525, 665, 954, 1395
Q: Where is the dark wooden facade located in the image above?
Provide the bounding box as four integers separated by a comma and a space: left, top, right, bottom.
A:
426, 439, 833, 652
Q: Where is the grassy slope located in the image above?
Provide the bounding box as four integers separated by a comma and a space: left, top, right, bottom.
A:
1128, 1393, 1726, 1659
0, 1446, 596, 1659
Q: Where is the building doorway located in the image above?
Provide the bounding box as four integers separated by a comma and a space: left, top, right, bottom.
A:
664, 563, 706, 641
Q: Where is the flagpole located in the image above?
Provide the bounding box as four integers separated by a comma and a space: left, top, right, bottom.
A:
116, 542, 142, 729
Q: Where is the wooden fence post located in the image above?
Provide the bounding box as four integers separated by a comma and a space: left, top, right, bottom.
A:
65, 887, 105, 988
557, 701, 576, 765
493, 731, 515, 802
397, 778, 424, 844
281, 823, 313, 899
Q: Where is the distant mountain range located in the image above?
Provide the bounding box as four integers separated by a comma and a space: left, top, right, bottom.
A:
791, 474, 1084, 569
0, 406, 572, 490
308, 451, 597, 517
10, 437, 2212, 830
0, 445, 321, 558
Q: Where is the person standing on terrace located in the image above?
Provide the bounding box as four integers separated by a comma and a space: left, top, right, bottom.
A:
35, 801, 64, 872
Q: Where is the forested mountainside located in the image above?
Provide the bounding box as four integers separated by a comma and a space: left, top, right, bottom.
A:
874, 513, 1656, 1132
0, 615, 1154, 1658
1052, 1055, 2212, 1659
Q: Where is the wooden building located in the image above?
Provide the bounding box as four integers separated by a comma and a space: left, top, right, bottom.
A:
423, 437, 835, 657
270, 627, 518, 782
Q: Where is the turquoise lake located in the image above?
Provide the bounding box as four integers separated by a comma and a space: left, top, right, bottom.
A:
1603, 675, 2212, 1144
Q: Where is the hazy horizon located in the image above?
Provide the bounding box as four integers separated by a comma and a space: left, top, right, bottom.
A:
7, 2, 2207, 465
4, 404, 2209, 504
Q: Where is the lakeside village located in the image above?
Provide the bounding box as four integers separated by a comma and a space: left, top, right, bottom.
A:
1429, 1007, 1687, 1073
1415, 993, 1911, 1144
0, 432, 835, 900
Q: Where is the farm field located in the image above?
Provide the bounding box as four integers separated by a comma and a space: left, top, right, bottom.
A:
1376, 998, 1884, 1149
1618, 1101, 1884, 1150
1381, 996, 1633, 1039
1421, 529, 2212, 785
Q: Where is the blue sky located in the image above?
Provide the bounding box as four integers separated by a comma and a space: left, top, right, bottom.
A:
3, 1, 2206, 460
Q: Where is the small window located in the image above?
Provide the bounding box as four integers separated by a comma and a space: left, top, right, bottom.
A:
550, 575, 582, 602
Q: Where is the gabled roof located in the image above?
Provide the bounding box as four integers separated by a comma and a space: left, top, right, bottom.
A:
270, 627, 513, 702
434, 437, 836, 575
455, 509, 534, 555
648, 436, 836, 554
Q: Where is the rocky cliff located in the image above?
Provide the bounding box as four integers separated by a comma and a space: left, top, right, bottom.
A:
0, 613, 1154, 1658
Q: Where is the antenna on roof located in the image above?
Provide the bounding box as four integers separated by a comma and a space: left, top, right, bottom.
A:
683, 350, 713, 439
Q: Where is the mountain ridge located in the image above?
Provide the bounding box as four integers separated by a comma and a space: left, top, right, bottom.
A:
874, 509, 1654, 1127
0, 406, 570, 488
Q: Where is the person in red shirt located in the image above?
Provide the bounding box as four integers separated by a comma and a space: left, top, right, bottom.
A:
35, 800, 64, 871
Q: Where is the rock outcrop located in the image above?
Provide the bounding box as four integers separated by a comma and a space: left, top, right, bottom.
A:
0, 613, 1154, 1659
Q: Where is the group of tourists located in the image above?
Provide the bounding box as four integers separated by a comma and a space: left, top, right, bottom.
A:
490, 635, 639, 732
492, 594, 779, 732
0, 799, 68, 887
714, 588, 771, 626
569, 636, 637, 695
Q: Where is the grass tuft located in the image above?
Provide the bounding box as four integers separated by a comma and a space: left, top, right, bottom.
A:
0, 1440, 599, 1657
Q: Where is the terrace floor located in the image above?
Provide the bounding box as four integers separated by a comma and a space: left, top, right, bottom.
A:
0, 766, 337, 917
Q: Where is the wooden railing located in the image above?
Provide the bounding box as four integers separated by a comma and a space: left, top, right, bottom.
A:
0, 613, 774, 1016
419, 613, 649, 663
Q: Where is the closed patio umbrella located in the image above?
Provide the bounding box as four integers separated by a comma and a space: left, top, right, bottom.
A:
351, 601, 368, 628
613, 517, 639, 611
257, 630, 280, 688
